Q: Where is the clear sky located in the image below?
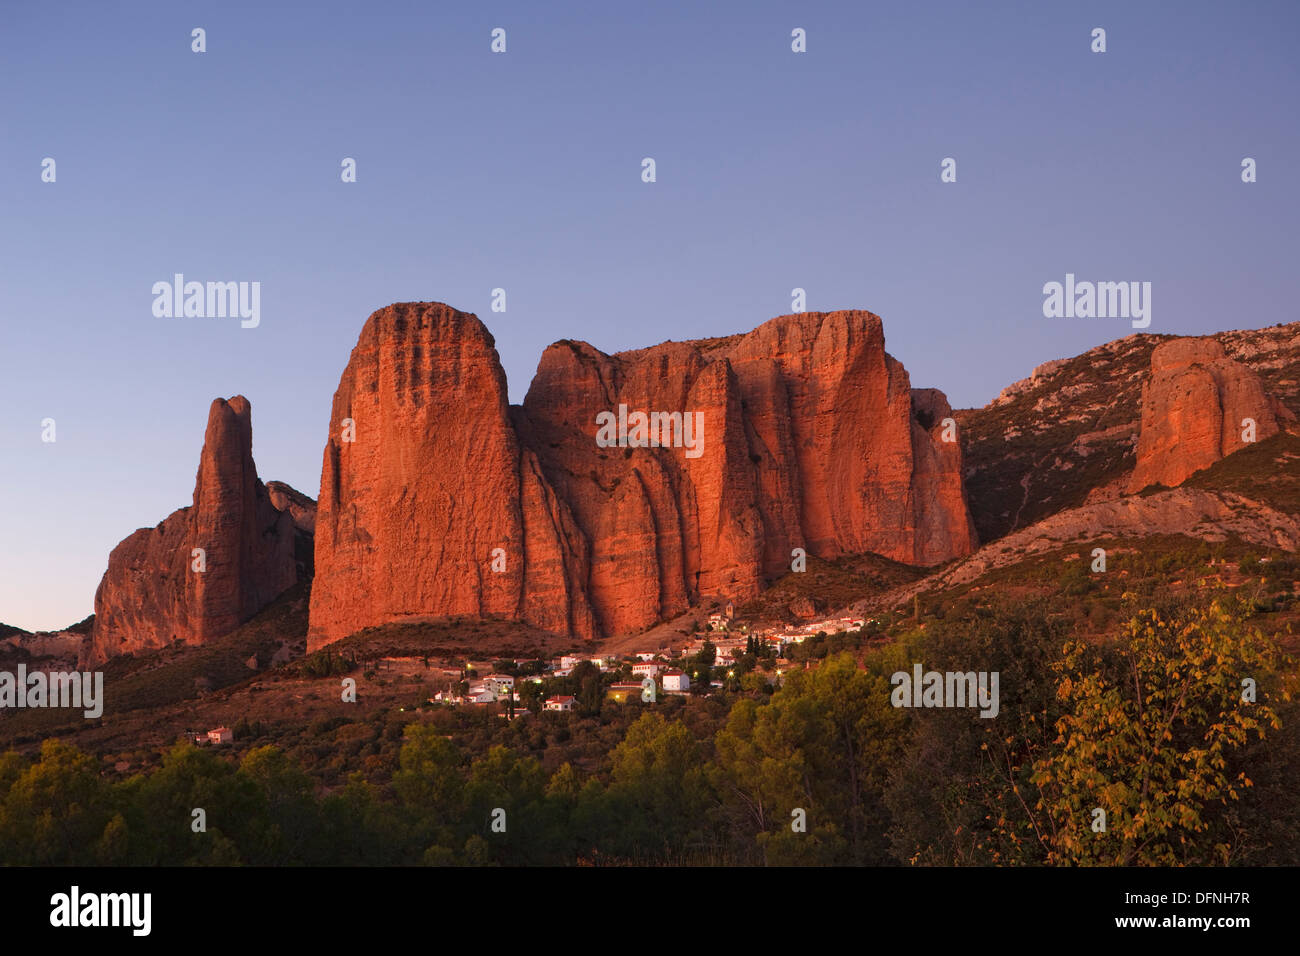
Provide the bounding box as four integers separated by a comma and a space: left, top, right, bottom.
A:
2, 0, 1297, 631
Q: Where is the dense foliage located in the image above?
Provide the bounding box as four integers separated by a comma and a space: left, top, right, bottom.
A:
1, 598, 1295, 866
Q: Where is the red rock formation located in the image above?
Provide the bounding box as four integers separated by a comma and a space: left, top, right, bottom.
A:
308, 303, 979, 648
517, 310, 979, 633
308, 303, 598, 648
1128, 337, 1290, 492
267, 480, 317, 534
266, 480, 318, 579
909, 388, 976, 563
83, 397, 303, 666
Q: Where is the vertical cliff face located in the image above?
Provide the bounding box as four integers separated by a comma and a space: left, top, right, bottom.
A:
307, 303, 600, 648
910, 387, 979, 564
307, 303, 978, 648
516, 310, 979, 632
724, 312, 976, 564
1128, 337, 1288, 492
311, 304, 523, 645
84, 397, 302, 666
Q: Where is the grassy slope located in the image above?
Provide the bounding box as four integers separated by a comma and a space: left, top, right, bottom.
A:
738, 552, 927, 622
1177, 428, 1300, 514
0, 583, 310, 746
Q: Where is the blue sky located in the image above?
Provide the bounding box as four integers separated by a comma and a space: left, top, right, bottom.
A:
2, 0, 1297, 630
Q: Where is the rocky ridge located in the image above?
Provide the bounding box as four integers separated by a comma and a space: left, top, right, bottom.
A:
958, 321, 1300, 544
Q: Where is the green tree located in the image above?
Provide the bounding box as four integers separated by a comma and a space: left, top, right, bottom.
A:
882, 600, 1067, 866
1032, 602, 1281, 865
237, 744, 322, 864
465, 746, 548, 863
0, 739, 113, 865
572, 661, 605, 716
318, 772, 408, 864
603, 712, 714, 861
715, 653, 903, 864
518, 679, 545, 715
392, 724, 466, 854
697, 641, 717, 668
118, 740, 261, 865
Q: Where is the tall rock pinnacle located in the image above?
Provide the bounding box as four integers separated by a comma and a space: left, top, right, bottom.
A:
84, 397, 303, 666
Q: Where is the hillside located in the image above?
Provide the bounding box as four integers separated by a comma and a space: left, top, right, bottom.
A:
957, 321, 1300, 544
853, 428, 1300, 652
0, 582, 309, 748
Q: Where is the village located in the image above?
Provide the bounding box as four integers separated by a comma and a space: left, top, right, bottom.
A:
420, 606, 870, 714
171, 607, 874, 748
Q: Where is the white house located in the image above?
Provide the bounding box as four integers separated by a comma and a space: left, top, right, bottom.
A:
207, 727, 233, 745
560, 655, 582, 669
484, 674, 515, 695
714, 645, 739, 666
631, 661, 661, 677
544, 695, 577, 712
662, 670, 690, 693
